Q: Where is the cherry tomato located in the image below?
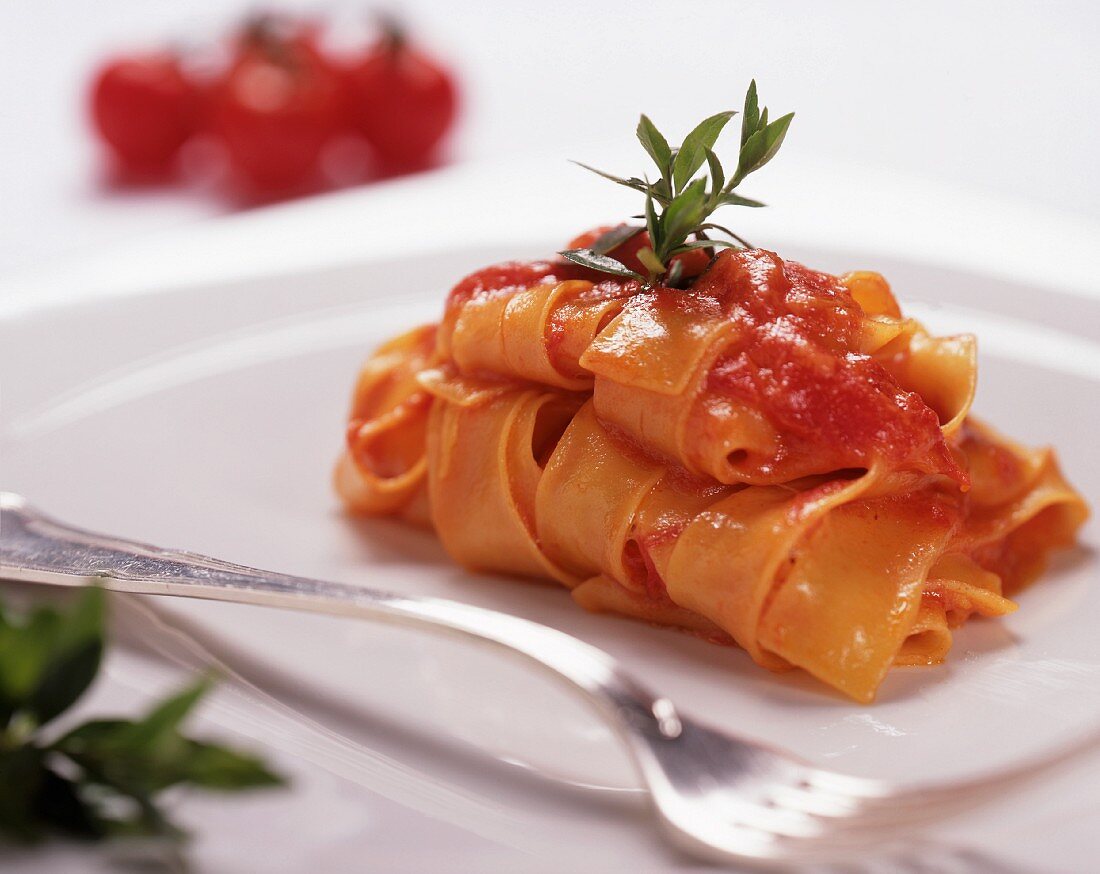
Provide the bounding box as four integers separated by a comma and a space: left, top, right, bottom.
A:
212, 19, 341, 192
343, 23, 457, 169
89, 53, 199, 172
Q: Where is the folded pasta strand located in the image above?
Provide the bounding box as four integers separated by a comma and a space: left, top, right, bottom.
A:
336, 245, 1087, 702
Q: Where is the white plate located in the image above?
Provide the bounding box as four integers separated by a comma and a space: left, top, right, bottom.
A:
2, 165, 1099, 870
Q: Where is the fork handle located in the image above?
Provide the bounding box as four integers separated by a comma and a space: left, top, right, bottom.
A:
0, 492, 682, 742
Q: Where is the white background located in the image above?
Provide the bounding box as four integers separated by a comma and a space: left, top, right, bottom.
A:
0, 0, 1097, 280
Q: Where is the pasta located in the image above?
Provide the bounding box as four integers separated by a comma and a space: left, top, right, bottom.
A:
335, 241, 1087, 702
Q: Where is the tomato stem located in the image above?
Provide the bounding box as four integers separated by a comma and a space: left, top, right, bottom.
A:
376, 12, 407, 54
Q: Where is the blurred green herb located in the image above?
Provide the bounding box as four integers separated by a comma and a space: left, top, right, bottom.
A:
560, 80, 793, 286
0, 587, 283, 846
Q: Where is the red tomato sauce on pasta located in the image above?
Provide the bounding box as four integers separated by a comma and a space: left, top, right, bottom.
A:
694, 250, 964, 482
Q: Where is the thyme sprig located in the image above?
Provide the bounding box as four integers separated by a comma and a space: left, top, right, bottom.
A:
560, 81, 793, 286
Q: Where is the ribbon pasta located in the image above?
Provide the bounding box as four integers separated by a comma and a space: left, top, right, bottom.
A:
335, 245, 1087, 702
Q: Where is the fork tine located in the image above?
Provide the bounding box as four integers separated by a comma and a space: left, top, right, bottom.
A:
763, 773, 1007, 840
799, 766, 1012, 817
803, 768, 895, 798
683, 793, 830, 839
649, 746, 1014, 865
689, 784, 962, 847
682, 822, 933, 869
805, 759, 1050, 809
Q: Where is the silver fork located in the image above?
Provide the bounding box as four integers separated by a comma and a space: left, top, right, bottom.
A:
0, 492, 1050, 868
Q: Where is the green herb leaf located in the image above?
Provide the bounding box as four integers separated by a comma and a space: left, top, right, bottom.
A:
175, 741, 284, 790
32, 769, 104, 840
741, 79, 760, 147
636, 115, 672, 176
666, 259, 685, 288
644, 187, 660, 249
652, 175, 672, 203
758, 112, 794, 171
54, 717, 136, 756
26, 587, 104, 726
736, 128, 768, 185
659, 178, 708, 256
29, 638, 101, 729
719, 192, 766, 208
0, 745, 46, 842
0, 607, 63, 713
0, 590, 285, 848
559, 248, 644, 280
699, 221, 754, 248
704, 147, 724, 198
672, 111, 736, 193
736, 111, 794, 183
570, 161, 650, 195
126, 678, 211, 749
570, 81, 792, 284
636, 246, 666, 277
590, 224, 644, 255
671, 239, 739, 254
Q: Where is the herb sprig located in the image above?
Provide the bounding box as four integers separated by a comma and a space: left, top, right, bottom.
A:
560, 81, 793, 286
0, 588, 283, 846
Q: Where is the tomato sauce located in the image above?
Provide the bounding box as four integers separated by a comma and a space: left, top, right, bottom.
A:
693, 249, 965, 483
447, 255, 635, 376
446, 259, 591, 310
445, 242, 965, 485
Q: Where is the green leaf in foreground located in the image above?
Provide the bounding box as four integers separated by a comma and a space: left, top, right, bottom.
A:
0, 589, 285, 849
26, 587, 104, 726
125, 678, 211, 749
176, 740, 285, 790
